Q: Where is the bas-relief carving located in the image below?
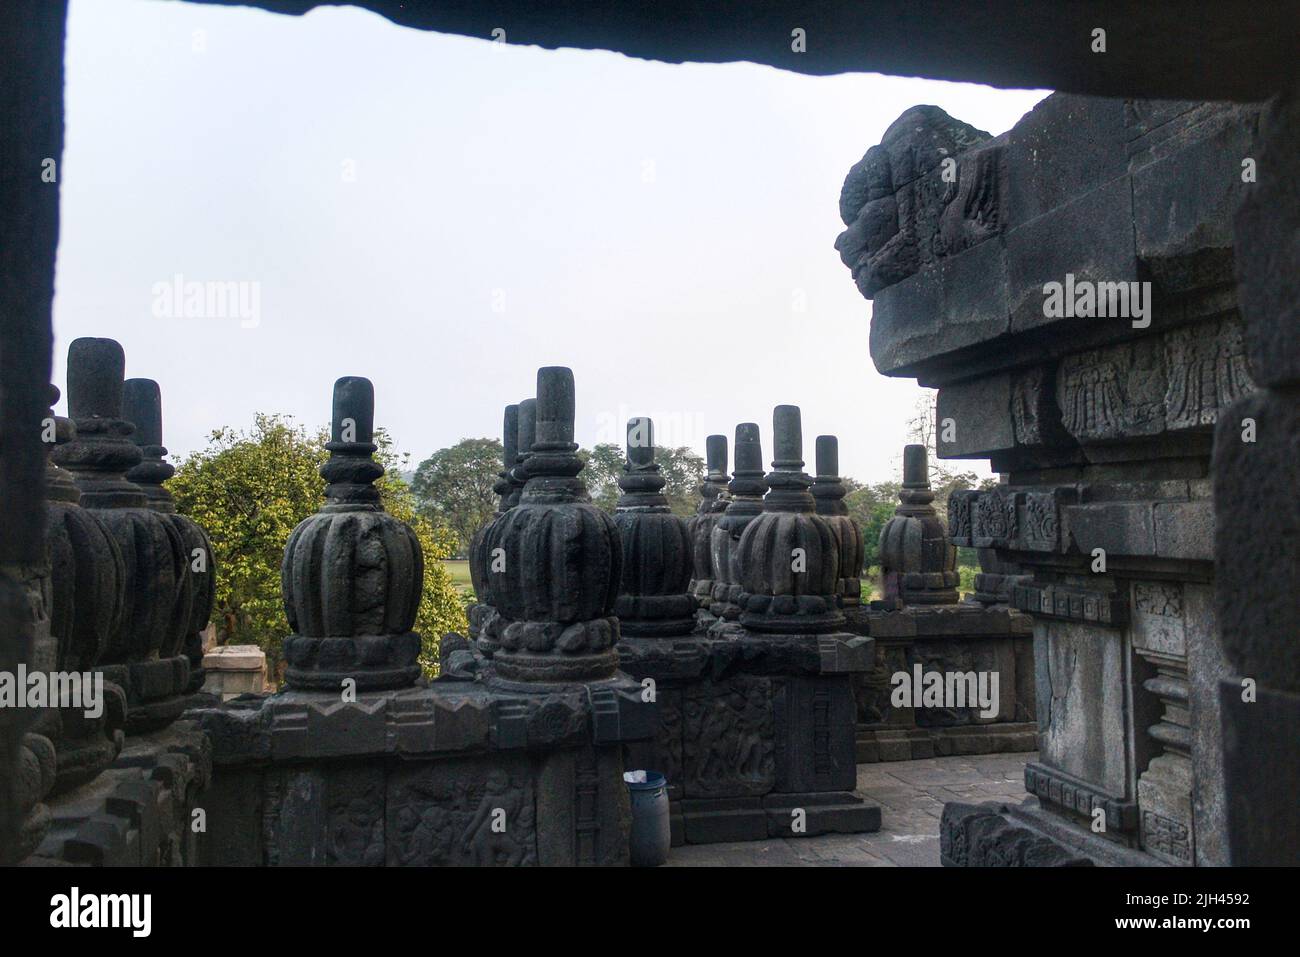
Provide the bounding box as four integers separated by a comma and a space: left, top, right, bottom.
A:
1023, 493, 1059, 550
1056, 320, 1255, 443
835, 105, 1002, 296
1142, 808, 1193, 864
973, 492, 1017, 547
683, 676, 775, 797
388, 761, 537, 866
1164, 320, 1254, 429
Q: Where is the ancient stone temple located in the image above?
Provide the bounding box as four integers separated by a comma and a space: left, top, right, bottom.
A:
811, 435, 865, 627
193, 369, 654, 865
837, 94, 1265, 865
853, 446, 1036, 763
620, 406, 880, 844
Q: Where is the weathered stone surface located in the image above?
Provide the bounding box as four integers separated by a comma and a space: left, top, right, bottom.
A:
613, 417, 696, 637
484, 368, 623, 685
737, 406, 844, 634
940, 801, 1092, 866
709, 423, 766, 622
52, 340, 192, 733
281, 377, 423, 691
811, 435, 864, 608
879, 445, 957, 606
686, 434, 728, 608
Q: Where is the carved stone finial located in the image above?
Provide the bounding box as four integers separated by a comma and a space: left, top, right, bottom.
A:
709, 423, 767, 621
687, 434, 729, 606
281, 377, 423, 691
123, 378, 215, 695
470, 403, 524, 658
879, 444, 959, 606
482, 367, 622, 685
614, 418, 695, 637
53, 339, 192, 732
42, 383, 126, 792
812, 435, 865, 607
735, 406, 844, 633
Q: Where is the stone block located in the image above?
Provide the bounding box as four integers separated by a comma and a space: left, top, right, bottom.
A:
936, 375, 1015, 458
1220, 681, 1300, 866
773, 676, 857, 793
1007, 175, 1139, 334
1034, 621, 1129, 797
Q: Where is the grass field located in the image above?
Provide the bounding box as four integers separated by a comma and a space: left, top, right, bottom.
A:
442, 560, 474, 598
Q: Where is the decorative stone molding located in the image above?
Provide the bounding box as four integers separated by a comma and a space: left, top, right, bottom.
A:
708, 423, 767, 623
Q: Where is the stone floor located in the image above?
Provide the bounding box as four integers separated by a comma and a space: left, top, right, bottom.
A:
665, 751, 1035, 867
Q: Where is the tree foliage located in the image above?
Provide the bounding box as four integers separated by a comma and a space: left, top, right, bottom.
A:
410, 438, 502, 559
578, 443, 705, 517
168, 414, 466, 682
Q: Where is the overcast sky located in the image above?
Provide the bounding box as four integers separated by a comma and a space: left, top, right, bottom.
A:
54, 0, 1048, 483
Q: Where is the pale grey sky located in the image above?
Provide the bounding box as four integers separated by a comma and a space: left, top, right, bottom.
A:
54, 0, 1048, 483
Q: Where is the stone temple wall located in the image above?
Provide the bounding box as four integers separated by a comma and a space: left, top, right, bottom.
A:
836, 92, 1281, 866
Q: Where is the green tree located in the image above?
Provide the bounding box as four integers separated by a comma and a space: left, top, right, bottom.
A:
410, 438, 503, 558
578, 443, 705, 517
168, 414, 466, 682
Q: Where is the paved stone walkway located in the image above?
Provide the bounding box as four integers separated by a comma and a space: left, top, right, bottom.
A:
665, 751, 1034, 867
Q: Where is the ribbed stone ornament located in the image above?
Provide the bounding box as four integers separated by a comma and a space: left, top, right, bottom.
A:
686, 434, 729, 607
736, 406, 844, 633
124, 378, 216, 695
811, 435, 865, 607
878, 444, 958, 606
281, 377, 423, 691
613, 417, 696, 637
482, 368, 622, 685
51, 338, 191, 732
468, 403, 519, 651
41, 384, 126, 793
709, 423, 768, 621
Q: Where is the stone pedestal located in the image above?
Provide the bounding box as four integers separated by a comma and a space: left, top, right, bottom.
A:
201, 645, 268, 701
190, 676, 653, 866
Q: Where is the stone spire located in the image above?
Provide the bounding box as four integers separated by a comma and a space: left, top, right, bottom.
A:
613, 417, 696, 637
52, 338, 192, 732
482, 368, 622, 685
735, 406, 843, 633
709, 423, 767, 621
123, 378, 216, 695
811, 435, 865, 608
469, 403, 520, 656
878, 444, 958, 606
687, 434, 729, 609
281, 377, 424, 691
